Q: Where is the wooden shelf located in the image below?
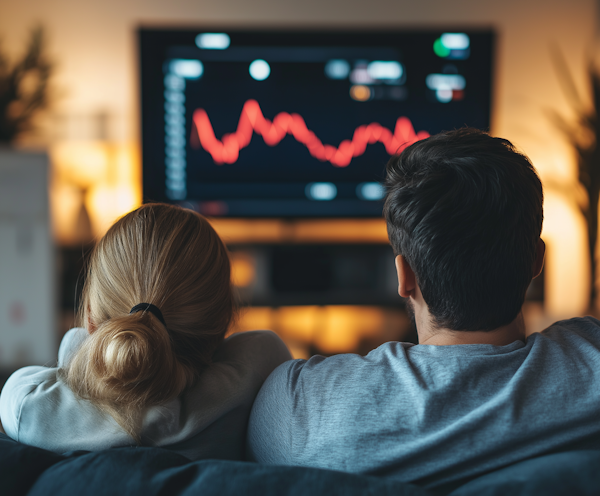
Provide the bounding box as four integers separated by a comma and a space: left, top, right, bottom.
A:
208, 218, 389, 244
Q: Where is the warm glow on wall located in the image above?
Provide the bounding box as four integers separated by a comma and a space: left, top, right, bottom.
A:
233, 305, 411, 357
230, 251, 256, 287
276, 306, 321, 342
210, 218, 389, 244
49, 181, 85, 245
51, 142, 110, 186
50, 141, 141, 244
542, 190, 589, 317
516, 111, 592, 317
315, 306, 385, 353
86, 182, 139, 236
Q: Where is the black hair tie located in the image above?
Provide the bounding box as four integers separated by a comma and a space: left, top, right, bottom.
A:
129, 303, 167, 327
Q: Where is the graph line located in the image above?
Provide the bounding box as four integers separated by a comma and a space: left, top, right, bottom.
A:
190, 99, 430, 167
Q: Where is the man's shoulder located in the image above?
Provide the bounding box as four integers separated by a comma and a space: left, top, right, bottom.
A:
531, 315, 600, 350
546, 315, 600, 329
539, 316, 600, 343
264, 340, 412, 391
247, 341, 411, 463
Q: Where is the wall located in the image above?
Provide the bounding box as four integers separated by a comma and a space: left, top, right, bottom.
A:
0, 0, 597, 317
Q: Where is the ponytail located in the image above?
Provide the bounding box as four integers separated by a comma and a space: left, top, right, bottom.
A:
65, 312, 194, 441
64, 204, 234, 441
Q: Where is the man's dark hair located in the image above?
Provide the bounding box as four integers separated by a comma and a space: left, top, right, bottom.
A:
384, 128, 543, 332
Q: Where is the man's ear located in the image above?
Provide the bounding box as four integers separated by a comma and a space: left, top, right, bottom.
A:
395, 255, 417, 298
533, 238, 546, 278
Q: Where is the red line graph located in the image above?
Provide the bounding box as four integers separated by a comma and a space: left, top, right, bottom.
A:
190, 99, 430, 168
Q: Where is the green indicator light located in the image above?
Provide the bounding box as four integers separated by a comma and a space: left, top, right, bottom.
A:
433, 38, 450, 58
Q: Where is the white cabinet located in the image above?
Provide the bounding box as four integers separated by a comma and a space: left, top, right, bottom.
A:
0, 150, 55, 367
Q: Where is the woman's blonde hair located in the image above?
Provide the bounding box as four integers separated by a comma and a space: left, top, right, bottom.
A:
63, 203, 234, 441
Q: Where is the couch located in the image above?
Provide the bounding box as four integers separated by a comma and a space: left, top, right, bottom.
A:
2, 433, 599, 496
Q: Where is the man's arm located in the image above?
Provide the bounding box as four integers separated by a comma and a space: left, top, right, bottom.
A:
246, 361, 297, 464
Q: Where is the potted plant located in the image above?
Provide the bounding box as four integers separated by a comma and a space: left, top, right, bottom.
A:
0, 25, 53, 144
548, 47, 600, 310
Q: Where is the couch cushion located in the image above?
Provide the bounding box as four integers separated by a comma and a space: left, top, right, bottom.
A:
0, 433, 65, 496
5, 431, 599, 496
26, 446, 429, 496
449, 450, 600, 496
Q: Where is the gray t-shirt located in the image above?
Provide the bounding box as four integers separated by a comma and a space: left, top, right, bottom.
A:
0, 327, 291, 460
247, 317, 600, 490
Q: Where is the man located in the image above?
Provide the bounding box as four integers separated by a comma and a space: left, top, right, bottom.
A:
247, 128, 600, 491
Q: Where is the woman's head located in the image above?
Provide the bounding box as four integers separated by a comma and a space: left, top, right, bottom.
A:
64, 203, 234, 440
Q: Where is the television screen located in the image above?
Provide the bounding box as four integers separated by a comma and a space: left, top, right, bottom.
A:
140, 28, 494, 217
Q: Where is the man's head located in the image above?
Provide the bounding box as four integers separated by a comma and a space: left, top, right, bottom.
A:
384, 128, 544, 332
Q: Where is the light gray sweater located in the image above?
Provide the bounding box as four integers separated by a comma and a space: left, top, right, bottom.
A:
0, 327, 291, 460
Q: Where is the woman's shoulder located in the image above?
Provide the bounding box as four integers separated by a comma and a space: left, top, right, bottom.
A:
219, 330, 288, 352
0, 365, 59, 441
151, 331, 291, 458
58, 327, 89, 366
0, 361, 130, 451
180, 330, 292, 405
0, 328, 130, 451
213, 330, 292, 379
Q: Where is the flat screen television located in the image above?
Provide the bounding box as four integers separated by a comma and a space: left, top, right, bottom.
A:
140, 28, 494, 217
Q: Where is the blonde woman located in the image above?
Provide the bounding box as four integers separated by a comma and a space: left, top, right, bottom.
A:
0, 203, 291, 460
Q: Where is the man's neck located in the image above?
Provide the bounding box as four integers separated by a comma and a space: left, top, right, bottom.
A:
417, 311, 526, 346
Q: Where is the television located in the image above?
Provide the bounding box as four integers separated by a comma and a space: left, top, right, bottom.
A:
140, 28, 494, 217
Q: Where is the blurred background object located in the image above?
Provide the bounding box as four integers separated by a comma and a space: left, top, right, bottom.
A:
0, 151, 54, 368
50, 137, 140, 244
0, 25, 53, 145
548, 47, 600, 310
